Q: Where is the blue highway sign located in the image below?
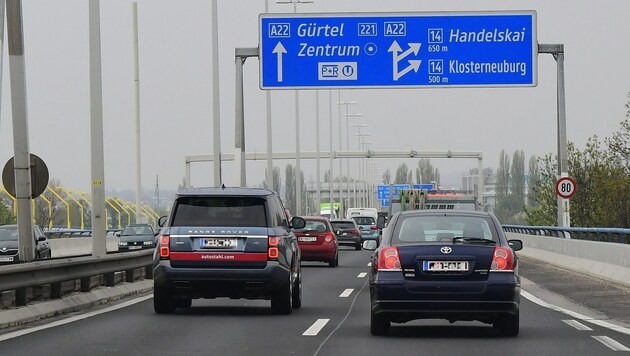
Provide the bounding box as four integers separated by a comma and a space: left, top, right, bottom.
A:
377, 184, 410, 200
413, 184, 434, 190
259, 11, 537, 89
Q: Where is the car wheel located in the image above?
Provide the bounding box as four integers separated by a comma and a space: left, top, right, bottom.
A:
271, 277, 293, 315
370, 310, 390, 336
494, 312, 519, 337
291, 268, 302, 309
153, 287, 176, 314
328, 251, 338, 267
175, 298, 192, 309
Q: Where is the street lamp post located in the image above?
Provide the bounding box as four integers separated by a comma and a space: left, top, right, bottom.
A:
338, 99, 356, 212
277, 0, 313, 216
345, 112, 362, 207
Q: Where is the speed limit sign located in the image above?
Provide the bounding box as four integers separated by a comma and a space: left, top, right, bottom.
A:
555, 177, 577, 199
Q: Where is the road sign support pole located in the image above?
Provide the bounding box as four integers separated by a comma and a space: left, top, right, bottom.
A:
235, 47, 259, 187
539, 44, 569, 228
88, 0, 107, 256
7, 0, 34, 261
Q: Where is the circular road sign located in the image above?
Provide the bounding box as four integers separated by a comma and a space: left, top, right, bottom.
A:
2, 153, 49, 199
555, 177, 577, 199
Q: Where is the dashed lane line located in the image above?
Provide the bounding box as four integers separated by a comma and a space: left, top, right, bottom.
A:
357, 272, 367, 278
339, 289, 354, 298
522, 290, 630, 336
563, 320, 593, 331
592, 336, 630, 352
303, 319, 330, 336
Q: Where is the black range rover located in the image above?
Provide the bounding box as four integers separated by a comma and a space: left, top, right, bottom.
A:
153, 187, 305, 314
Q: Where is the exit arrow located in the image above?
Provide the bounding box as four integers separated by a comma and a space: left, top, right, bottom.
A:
273, 42, 287, 82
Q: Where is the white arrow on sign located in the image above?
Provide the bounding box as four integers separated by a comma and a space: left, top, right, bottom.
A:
388, 41, 422, 81
273, 42, 287, 82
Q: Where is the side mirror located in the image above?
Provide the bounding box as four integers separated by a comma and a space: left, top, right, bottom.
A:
291, 216, 306, 229
37, 236, 47, 242
115, 231, 121, 237
508, 239, 523, 251
362, 240, 378, 251
376, 216, 386, 229
158, 216, 167, 227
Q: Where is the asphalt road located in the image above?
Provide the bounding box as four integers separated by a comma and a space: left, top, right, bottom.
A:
1, 248, 629, 355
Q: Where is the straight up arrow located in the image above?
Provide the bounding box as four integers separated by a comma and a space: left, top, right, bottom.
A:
273, 42, 287, 82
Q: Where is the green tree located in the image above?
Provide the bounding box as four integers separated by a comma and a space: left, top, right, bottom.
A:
496, 150, 510, 197
284, 164, 296, 214
261, 166, 282, 194
382, 169, 391, 184
394, 163, 410, 184
415, 159, 440, 185
0, 198, 16, 224
527, 155, 540, 207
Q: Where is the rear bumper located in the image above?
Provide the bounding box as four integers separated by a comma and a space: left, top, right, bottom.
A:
299, 243, 337, 261
153, 260, 290, 300
370, 272, 520, 323
337, 235, 361, 246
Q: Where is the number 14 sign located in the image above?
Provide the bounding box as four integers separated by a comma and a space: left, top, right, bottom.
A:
555, 177, 577, 199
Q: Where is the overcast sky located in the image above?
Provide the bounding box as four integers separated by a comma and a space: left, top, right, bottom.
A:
0, 0, 628, 196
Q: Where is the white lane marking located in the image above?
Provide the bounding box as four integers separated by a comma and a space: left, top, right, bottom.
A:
0, 295, 152, 342
339, 289, 354, 298
303, 319, 330, 336
522, 290, 630, 336
367, 262, 371, 267
563, 319, 593, 331
592, 336, 630, 352
357, 272, 367, 278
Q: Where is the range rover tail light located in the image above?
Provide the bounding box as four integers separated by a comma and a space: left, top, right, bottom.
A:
268, 236, 279, 260
159, 235, 170, 259
377, 246, 401, 271
490, 247, 515, 271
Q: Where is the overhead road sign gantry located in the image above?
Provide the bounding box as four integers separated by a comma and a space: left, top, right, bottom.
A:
260, 11, 537, 89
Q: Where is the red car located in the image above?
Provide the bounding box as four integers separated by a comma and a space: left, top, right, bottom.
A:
294, 216, 338, 267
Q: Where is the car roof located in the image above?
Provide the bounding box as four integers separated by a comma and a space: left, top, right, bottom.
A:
398, 210, 491, 218
303, 216, 330, 221
177, 187, 275, 197
330, 219, 356, 223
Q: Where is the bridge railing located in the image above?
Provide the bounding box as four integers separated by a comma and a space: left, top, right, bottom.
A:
502, 225, 630, 244
44, 228, 123, 239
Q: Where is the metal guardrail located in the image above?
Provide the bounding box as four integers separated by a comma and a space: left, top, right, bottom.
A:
502, 225, 630, 244
0, 249, 153, 306
43, 228, 123, 239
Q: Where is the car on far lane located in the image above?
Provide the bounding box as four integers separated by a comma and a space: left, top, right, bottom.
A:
364, 210, 523, 336
352, 215, 380, 245
117, 223, 157, 251
0, 224, 51, 263
294, 216, 339, 267
330, 219, 362, 250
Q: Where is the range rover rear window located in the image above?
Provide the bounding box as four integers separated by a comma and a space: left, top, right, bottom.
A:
172, 197, 267, 227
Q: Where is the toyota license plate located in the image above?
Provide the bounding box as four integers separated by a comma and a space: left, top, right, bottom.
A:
200, 238, 237, 249
423, 261, 469, 272
298, 236, 317, 242
0, 256, 14, 262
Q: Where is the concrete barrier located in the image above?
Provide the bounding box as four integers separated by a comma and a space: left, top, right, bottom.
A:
507, 232, 630, 287
49, 237, 120, 258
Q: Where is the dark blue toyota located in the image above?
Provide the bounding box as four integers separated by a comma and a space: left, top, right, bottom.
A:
364, 210, 523, 336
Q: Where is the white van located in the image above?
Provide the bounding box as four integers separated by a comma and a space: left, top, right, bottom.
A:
346, 208, 378, 221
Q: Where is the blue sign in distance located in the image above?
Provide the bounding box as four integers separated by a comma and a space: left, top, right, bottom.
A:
259, 11, 537, 89
377, 184, 410, 200
413, 184, 434, 190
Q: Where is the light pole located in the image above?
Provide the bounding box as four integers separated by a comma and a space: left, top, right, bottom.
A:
354, 129, 370, 206
276, 0, 314, 216
338, 99, 356, 212
345, 112, 362, 207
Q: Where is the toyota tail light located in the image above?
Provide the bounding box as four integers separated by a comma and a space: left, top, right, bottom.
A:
490, 247, 515, 271
324, 232, 334, 243
377, 246, 401, 271
268, 236, 279, 260
159, 235, 170, 259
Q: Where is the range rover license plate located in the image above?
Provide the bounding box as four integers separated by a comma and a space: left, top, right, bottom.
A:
423, 261, 468, 272
200, 238, 237, 249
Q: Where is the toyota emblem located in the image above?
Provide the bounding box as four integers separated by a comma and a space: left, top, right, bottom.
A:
440, 246, 452, 254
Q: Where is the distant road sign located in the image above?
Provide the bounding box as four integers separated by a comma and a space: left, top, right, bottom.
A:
377, 184, 410, 200
260, 11, 537, 89
555, 177, 577, 199
412, 184, 434, 190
